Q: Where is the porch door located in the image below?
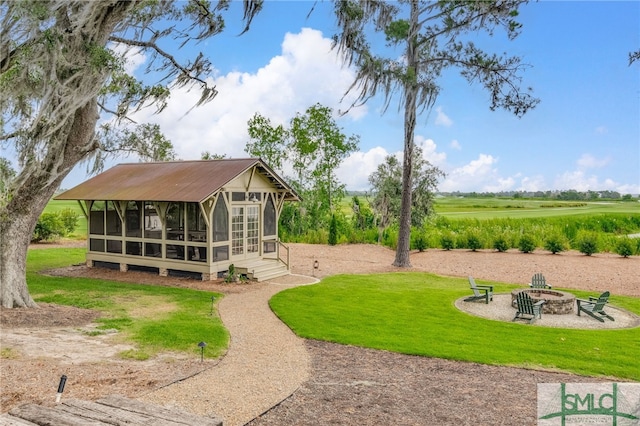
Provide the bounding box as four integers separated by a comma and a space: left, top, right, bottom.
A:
231, 204, 260, 260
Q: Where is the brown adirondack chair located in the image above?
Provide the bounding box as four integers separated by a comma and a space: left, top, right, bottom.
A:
529, 273, 552, 289
464, 276, 493, 304
513, 292, 545, 324
577, 291, 614, 322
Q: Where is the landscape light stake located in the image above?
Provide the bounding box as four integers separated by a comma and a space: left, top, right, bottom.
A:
198, 342, 207, 362
210, 295, 216, 315
55, 375, 67, 403
313, 260, 319, 276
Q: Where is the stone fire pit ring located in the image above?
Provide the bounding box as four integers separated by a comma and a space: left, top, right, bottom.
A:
510, 288, 576, 315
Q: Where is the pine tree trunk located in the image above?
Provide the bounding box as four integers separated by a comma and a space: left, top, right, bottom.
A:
393, 2, 419, 268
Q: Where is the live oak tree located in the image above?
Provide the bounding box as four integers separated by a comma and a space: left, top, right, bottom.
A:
333, 0, 539, 267
0, 0, 262, 308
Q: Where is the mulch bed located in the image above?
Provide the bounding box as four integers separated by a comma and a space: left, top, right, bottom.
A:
248, 340, 612, 426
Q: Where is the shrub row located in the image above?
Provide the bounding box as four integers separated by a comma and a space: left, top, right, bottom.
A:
280, 212, 640, 258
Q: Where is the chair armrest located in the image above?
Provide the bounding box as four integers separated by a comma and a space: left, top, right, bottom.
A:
476, 285, 493, 291
533, 300, 545, 306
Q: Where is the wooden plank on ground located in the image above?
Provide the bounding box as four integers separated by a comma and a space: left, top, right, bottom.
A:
0, 414, 40, 426
8, 403, 105, 426
96, 395, 223, 426
59, 399, 170, 426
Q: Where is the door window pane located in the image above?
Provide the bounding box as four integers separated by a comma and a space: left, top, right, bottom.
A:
232, 206, 244, 255
247, 206, 259, 254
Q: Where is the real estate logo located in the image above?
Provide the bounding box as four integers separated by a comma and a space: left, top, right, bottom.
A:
538, 383, 640, 425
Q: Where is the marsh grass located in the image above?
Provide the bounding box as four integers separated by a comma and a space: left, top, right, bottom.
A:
270, 273, 640, 381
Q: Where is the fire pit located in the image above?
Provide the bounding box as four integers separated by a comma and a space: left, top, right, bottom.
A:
511, 289, 576, 315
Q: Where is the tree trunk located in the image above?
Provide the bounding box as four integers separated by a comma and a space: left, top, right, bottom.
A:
0, 2, 134, 308
393, 2, 419, 268
0, 102, 99, 308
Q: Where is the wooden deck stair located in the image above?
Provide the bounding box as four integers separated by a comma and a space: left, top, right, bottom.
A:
234, 258, 290, 282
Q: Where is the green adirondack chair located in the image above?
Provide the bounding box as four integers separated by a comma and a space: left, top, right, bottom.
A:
513, 292, 545, 324
464, 276, 493, 304
529, 273, 552, 289
577, 291, 614, 322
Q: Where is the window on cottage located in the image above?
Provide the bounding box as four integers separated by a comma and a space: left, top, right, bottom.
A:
145, 242, 162, 258
144, 202, 161, 239
187, 203, 207, 242
166, 202, 184, 241
126, 241, 142, 256
232, 192, 245, 202
264, 195, 276, 236
106, 201, 121, 236
213, 196, 228, 242
213, 246, 229, 262
106, 239, 122, 253
125, 201, 142, 238
89, 201, 105, 235
90, 238, 104, 252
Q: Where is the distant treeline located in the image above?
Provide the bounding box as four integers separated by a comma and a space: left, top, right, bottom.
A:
347, 190, 638, 201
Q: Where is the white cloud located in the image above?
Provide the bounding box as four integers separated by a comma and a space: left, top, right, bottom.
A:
434, 106, 453, 127
595, 126, 607, 134
439, 154, 515, 192
518, 175, 547, 192
337, 147, 389, 191
415, 136, 446, 166
577, 153, 610, 169
553, 170, 639, 194
130, 28, 362, 160
450, 139, 461, 150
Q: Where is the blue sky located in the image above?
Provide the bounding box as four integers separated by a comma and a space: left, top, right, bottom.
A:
63, 0, 639, 194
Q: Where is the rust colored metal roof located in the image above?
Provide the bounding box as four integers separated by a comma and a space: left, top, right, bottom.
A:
55, 158, 299, 202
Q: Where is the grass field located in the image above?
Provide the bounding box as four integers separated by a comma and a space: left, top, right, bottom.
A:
270, 273, 640, 381
433, 197, 640, 219
26, 248, 227, 360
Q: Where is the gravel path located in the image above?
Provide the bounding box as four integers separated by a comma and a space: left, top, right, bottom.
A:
139, 275, 317, 426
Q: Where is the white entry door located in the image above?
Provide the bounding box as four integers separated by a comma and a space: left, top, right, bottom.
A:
231, 205, 260, 260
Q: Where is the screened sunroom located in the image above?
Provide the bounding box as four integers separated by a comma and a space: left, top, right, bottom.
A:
55, 158, 299, 281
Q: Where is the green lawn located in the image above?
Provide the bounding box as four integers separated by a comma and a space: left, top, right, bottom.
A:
26, 248, 227, 360
270, 273, 640, 381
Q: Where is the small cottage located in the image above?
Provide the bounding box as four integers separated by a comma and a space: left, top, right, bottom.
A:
55, 158, 299, 281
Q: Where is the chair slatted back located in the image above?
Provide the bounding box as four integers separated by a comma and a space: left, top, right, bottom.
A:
531, 273, 547, 288
592, 291, 610, 311
516, 292, 537, 315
